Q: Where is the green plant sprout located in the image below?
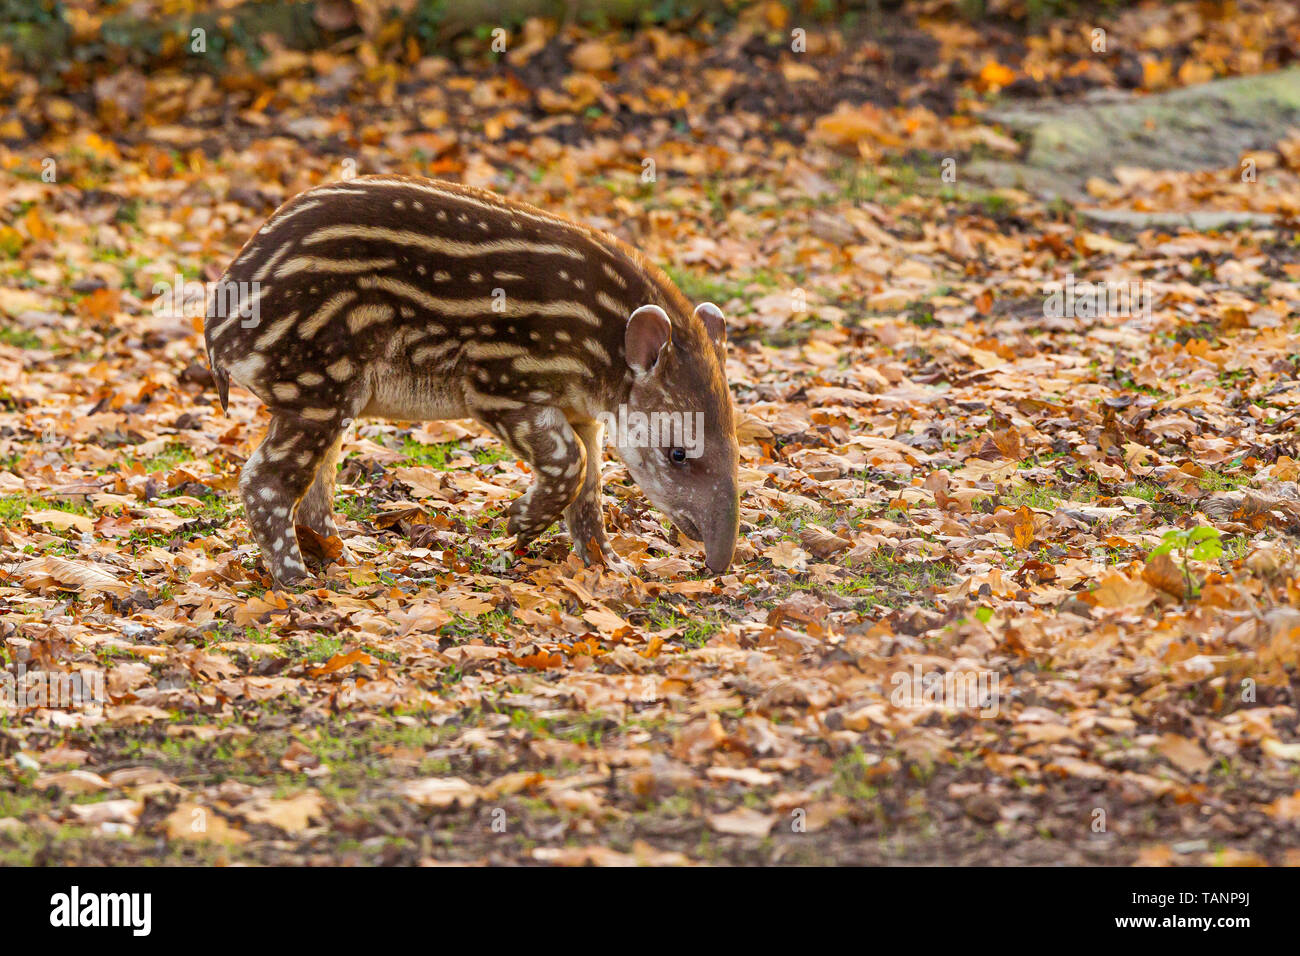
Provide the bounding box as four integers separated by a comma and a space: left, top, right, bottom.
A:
1150, 526, 1223, 600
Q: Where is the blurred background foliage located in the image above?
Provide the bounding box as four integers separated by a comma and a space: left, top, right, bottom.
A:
1, 0, 1140, 74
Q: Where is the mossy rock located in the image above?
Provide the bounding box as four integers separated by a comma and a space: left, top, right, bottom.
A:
970, 67, 1300, 198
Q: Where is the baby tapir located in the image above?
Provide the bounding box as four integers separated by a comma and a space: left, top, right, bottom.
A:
204, 175, 739, 588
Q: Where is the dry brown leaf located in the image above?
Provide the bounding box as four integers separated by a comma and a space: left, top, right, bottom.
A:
763, 540, 811, 571
33, 770, 110, 794
398, 777, 480, 810
570, 39, 614, 72
237, 791, 325, 833
799, 524, 852, 558
164, 803, 250, 845
707, 807, 777, 837
1154, 734, 1214, 775
24, 556, 129, 596
1142, 551, 1187, 598
1089, 572, 1156, 610
25, 510, 94, 533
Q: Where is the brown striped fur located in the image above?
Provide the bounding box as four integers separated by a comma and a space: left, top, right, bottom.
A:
205, 175, 738, 586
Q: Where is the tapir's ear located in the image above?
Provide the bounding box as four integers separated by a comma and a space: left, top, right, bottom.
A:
695, 302, 726, 348
626, 304, 672, 374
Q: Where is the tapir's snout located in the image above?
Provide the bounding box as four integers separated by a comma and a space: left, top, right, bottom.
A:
705, 540, 734, 575
671, 501, 735, 575
702, 488, 738, 575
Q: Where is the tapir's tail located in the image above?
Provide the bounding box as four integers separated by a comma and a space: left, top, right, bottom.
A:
202, 280, 230, 413
204, 327, 229, 413
211, 357, 230, 412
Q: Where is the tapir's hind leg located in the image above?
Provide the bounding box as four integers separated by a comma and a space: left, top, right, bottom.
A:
295, 432, 351, 564
240, 413, 344, 588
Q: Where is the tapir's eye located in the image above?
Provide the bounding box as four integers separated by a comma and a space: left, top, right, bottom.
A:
669, 447, 688, 464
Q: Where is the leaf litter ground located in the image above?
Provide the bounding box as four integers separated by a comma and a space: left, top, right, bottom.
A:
1, 1, 1300, 865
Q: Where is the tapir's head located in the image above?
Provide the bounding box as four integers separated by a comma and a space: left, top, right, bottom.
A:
612, 301, 739, 574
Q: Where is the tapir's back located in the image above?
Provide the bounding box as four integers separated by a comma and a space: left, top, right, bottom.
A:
203, 175, 691, 421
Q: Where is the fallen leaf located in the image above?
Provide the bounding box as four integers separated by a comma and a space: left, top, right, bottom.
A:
33, 770, 110, 794
1089, 572, 1156, 610
1155, 734, 1214, 775
398, 777, 479, 809
237, 791, 325, 833
707, 807, 776, 837
25, 510, 94, 533
164, 803, 250, 844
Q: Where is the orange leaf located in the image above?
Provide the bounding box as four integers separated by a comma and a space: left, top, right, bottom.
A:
1011, 507, 1035, 551
512, 651, 562, 670
296, 524, 344, 562
76, 288, 121, 323
23, 206, 52, 241
1142, 551, 1186, 598
309, 648, 377, 678
978, 61, 1015, 91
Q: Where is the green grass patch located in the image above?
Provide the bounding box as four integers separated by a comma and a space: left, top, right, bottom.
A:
440, 609, 513, 643
1197, 468, 1249, 493
129, 442, 195, 473
401, 438, 513, 470
833, 550, 955, 604
640, 600, 722, 648
663, 265, 749, 308
401, 438, 457, 469
337, 496, 379, 523
0, 495, 94, 524
0, 324, 43, 349
471, 445, 514, 466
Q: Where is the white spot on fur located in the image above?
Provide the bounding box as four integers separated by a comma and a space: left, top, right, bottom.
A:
326, 357, 354, 381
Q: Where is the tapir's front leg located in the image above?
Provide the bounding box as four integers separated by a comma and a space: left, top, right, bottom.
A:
564, 420, 630, 572
478, 405, 586, 545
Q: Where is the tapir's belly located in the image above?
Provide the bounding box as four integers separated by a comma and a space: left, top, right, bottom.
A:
361, 364, 470, 421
